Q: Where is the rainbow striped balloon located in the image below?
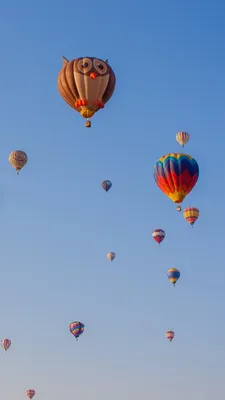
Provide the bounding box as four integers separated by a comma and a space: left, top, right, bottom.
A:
167, 268, 180, 286
183, 207, 199, 226
154, 153, 199, 204
69, 321, 85, 340
176, 131, 190, 147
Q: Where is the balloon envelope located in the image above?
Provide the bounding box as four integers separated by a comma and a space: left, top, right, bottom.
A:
107, 252, 116, 261
166, 331, 175, 342
26, 390, 35, 399
69, 321, 85, 339
1, 338, 11, 351
183, 207, 199, 226
57, 57, 116, 123
176, 131, 190, 147
152, 229, 165, 244
9, 150, 28, 174
102, 180, 112, 192
167, 268, 180, 286
154, 153, 199, 203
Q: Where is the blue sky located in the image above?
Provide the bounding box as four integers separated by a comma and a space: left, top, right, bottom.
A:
0, 0, 225, 399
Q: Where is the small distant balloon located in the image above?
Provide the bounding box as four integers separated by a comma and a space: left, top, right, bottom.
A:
69, 321, 85, 340
107, 252, 116, 261
183, 207, 199, 226
1, 338, 11, 351
166, 331, 175, 342
9, 150, 28, 174
176, 205, 182, 212
102, 180, 112, 192
176, 131, 190, 147
26, 390, 35, 399
152, 229, 165, 244
167, 268, 180, 286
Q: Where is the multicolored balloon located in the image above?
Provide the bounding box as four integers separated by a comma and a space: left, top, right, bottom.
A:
26, 389, 35, 399
107, 252, 116, 261
154, 153, 199, 204
176, 205, 182, 212
69, 321, 85, 340
102, 180, 112, 192
183, 207, 199, 226
167, 268, 180, 286
58, 56, 116, 127
9, 150, 28, 174
1, 338, 11, 351
176, 131, 190, 147
152, 229, 165, 244
166, 331, 175, 342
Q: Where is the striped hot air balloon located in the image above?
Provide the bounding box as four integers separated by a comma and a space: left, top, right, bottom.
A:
69, 321, 85, 340
167, 268, 180, 286
1, 338, 11, 352
152, 229, 165, 244
183, 207, 199, 226
26, 389, 35, 399
176, 131, 190, 147
154, 153, 199, 204
166, 331, 175, 342
9, 150, 28, 175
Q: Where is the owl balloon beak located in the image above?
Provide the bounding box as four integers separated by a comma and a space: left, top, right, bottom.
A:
90, 72, 97, 79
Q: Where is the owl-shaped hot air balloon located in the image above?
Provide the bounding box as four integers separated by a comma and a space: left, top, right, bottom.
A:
176, 131, 190, 147
1, 338, 11, 351
107, 252, 116, 261
167, 268, 180, 286
152, 229, 165, 244
69, 321, 85, 340
57, 56, 116, 127
176, 205, 182, 212
101, 180, 112, 192
166, 330, 175, 342
9, 150, 28, 174
183, 207, 199, 226
154, 153, 199, 204
26, 389, 35, 399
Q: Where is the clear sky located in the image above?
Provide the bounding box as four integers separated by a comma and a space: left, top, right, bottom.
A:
0, 0, 225, 399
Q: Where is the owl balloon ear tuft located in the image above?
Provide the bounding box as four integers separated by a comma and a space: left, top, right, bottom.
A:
62, 56, 69, 66
105, 59, 108, 64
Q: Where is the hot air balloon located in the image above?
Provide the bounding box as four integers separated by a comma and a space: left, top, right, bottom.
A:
176, 205, 182, 212
166, 331, 175, 342
69, 321, 85, 340
183, 207, 199, 226
102, 180, 112, 192
176, 131, 190, 147
26, 389, 35, 399
58, 57, 116, 127
167, 268, 180, 286
152, 229, 165, 244
107, 252, 116, 261
1, 338, 11, 351
154, 153, 199, 204
9, 150, 28, 175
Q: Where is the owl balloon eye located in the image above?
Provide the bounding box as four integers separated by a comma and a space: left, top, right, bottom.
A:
93, 59, 107, 74
77, 58, 92, 73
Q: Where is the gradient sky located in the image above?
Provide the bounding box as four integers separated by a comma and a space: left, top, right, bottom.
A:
0, 0, 225, 399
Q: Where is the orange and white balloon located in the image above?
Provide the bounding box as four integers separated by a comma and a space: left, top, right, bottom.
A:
9, 150, 28, 174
